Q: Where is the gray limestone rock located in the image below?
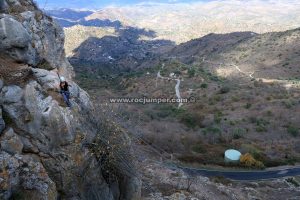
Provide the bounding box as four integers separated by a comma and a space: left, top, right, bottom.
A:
0, 128, 23, 154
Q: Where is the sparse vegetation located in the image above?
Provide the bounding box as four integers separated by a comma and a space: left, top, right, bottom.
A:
191, 143, 207, 154
72, 13, 300, 170
219, 86, 230, 94
188, 67, 196, 77
232, 128, 246, 139
287, 125, 299, 137
180, 112, 205, 129
282, 100, 297, 109
249, 117, 269, 132
203, 126, 222, 135
214, 111, 223, 124
200, 83, 208, 88
89, 108, 136, 182
244, 103, 252, 109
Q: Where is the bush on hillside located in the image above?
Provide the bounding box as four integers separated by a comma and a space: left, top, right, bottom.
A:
240, 153, 264, 169
219, 86, 230, 94
287, 125, 299, 137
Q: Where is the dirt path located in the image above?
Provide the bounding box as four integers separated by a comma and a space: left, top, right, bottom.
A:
156, 68, 183, 107
231, 63, 255, 79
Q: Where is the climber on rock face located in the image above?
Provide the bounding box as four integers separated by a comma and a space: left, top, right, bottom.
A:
59, 76, 72, 107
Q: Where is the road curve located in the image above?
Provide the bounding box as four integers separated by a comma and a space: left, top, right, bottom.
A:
175, 165, 300, 181
157, 70, 183, 108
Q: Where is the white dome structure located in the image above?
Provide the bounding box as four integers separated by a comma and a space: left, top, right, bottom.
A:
224, 149, 241, 163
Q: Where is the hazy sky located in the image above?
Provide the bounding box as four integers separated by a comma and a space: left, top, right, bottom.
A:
35, 0, 208, 9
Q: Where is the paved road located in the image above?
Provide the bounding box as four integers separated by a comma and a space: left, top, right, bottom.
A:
157, 70, 183, 107
176, 165, 300, 181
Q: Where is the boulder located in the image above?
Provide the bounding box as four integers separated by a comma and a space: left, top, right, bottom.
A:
0, 17, 30, 49
0, 15, 34, 63
1, 85, 23, 104
0, 128, 23, 154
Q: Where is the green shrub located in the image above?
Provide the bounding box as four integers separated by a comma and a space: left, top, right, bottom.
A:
240, 144, 263, 161
200, 83, 208, 88
145, 105, 187, 120
265, 110, 273, 116
256, 125, 268, 132
244, 103, 252, 109
229, 121, 236, 126
266, 96, 272, 101
282, 62, 290, 67
214, 111, 223, 124
203, 126, 221, 135
188, 67, 196, 77
283, 100, 296, 109
231, 96, 240, 102
249, 117, 269, 132
219, 86, 230, 94
232, 128, 246, 139
180, 112, 204, 129
191, 144, 207, 153
287, 125, 299, 137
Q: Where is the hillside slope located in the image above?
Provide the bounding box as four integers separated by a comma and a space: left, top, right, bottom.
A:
167, 28, 300, 80
77, 26, 300, 174
77, 27, 300, 199
214, 28, 300, 80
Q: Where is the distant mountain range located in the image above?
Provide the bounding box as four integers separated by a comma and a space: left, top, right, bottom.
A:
45, 1, 300, 71
47, 1, 300, 42
45, 9, 122, 28
45, 8, 93, 21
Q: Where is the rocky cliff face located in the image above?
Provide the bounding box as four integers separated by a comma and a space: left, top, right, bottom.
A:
0, 0, 140, 199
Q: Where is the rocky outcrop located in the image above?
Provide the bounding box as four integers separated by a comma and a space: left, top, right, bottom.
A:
0, 0, 73, 77
0, 0, 140, 199
0, 151, 58, 200
0, 128, 23, 154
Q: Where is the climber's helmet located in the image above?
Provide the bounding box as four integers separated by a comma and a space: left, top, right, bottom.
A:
60, 76, 66, 82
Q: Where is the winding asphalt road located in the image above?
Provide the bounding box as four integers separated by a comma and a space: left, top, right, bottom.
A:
157, 70, 183, 107
175, 165, 300, 181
